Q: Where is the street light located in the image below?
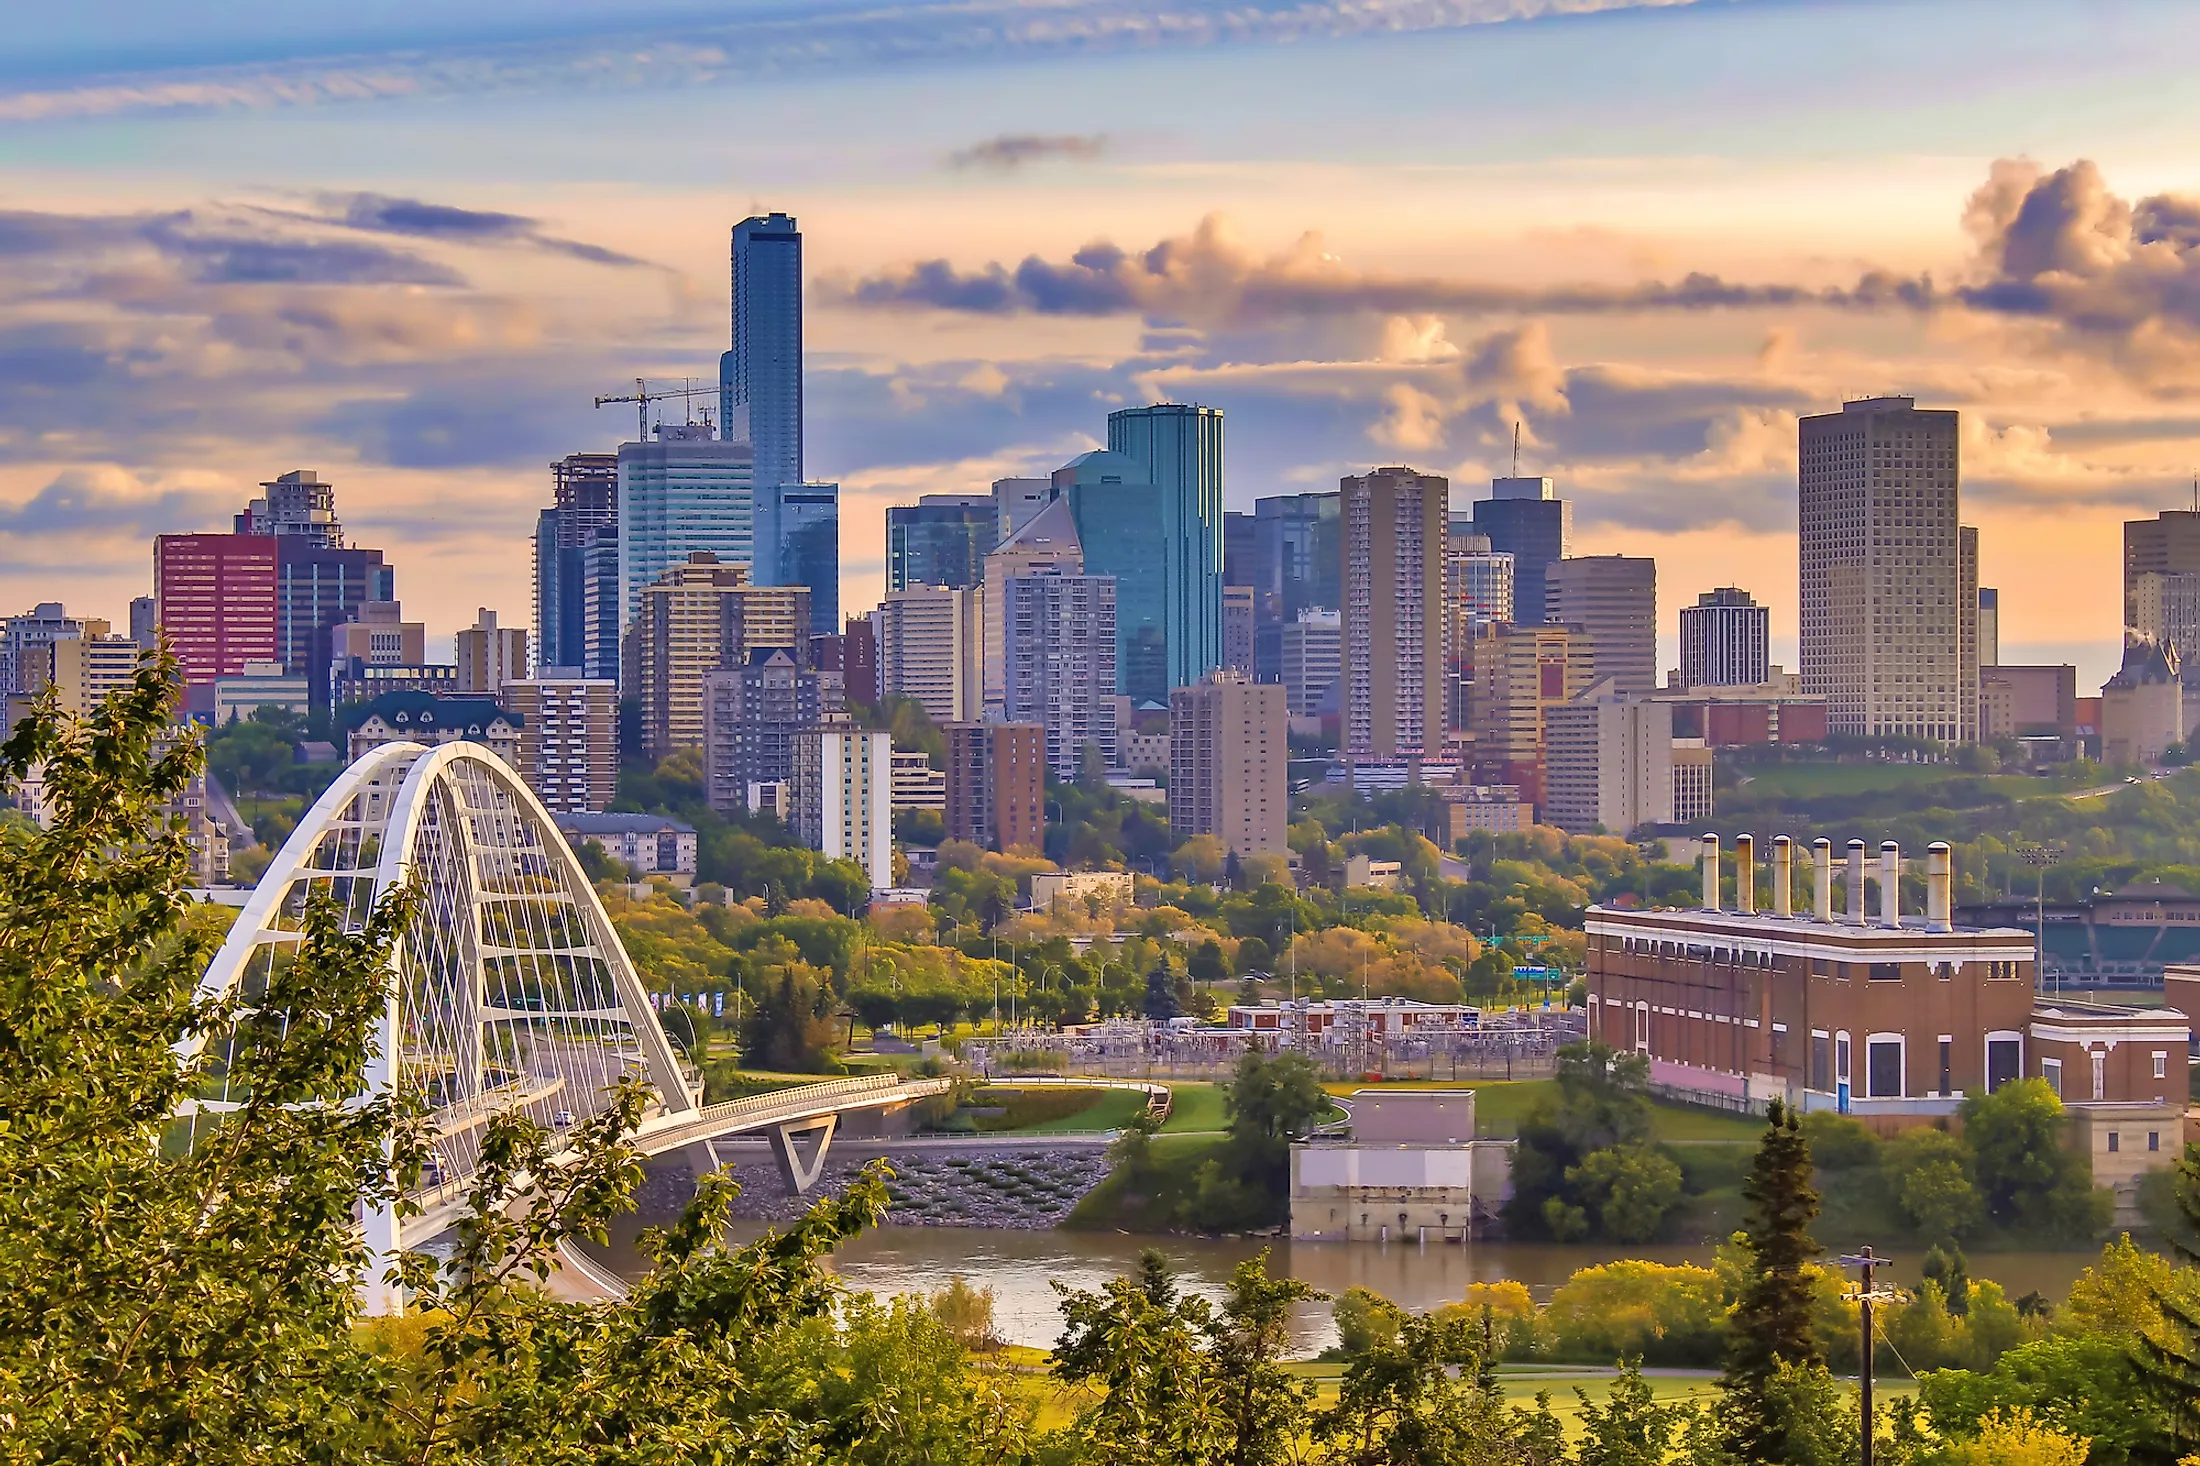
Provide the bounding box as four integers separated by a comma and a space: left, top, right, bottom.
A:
2018, 843, 2063, 992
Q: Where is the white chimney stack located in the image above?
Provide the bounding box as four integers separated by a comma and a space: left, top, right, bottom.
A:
1736, 834, 1756, 914
1813, 838, 1833, 923
1773, 835, 1793, 919
1701, 833, 1720, 911
1880, 841, 1902, 928
1927, 842, 1953, 933
1847, 839, 1868, 925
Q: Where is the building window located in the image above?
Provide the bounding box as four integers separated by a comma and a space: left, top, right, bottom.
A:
1811, 1033, 1831, 1091
1986, 1036, 2021, 1093
2108, 1131, 2120, 1154
2151, 1131, 2163, 1153
2156, 1052, 2170, 1080
2093, 1051, 2107, 1101
2043, 1057, 2063, 1098
1835, 1034, 1852, 1088
1938, 1038, 1952, 1097
1867, 1036, 1904, 1099
1868, 962, 1902, 982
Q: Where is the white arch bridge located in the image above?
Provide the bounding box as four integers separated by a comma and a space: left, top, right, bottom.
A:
189, 741, 949, 1312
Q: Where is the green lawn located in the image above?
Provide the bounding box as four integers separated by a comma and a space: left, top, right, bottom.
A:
1062, 1132, 1225, 1232
1014, 1087, 1151, 1134
1734, 764, 1959, 799
1159, 1083, 1229, 1133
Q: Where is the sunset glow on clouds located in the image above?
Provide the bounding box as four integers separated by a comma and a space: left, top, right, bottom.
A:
4, 0, 2200, 680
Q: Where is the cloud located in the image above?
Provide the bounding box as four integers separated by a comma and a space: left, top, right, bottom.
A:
949, 134, 1109, 170
310, 192, 646, 267
0, 0, 1725, 123
0, 466, 228, 538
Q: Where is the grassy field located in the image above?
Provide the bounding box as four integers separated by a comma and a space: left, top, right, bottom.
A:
1159, 1083, 1229, 1133
1009, 1087, 1151, 1134
1733, 763, 2071, 802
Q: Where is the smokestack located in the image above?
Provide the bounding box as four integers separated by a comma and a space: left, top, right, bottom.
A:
1881, 841, 1902, 928
1701, 833, 1720, 911
1813, 838, 1833, 923
1735, 835, 1756, 914
1773, 836, 1793, 919
1847, 840, 1868, 925
1927, 842, 1952, 933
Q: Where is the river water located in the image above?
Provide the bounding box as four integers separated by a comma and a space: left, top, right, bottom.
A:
582, 1166, 2109, 1355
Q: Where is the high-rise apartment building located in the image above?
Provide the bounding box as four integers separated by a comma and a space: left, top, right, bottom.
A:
702, 649, 844, 814
1472, 476, 1571, 627
877, 584, 982, 725
1978, 586, 1999, 669
616, 425, 756, 633
1, 603, 99, 696
504, 672, 618, 813
945, 722, 1045, 855
1002, 569, 1118, 781
1545, 685, 1675, 835
992, 477, 1054, 546
626, 552, 810, 759
753, 481, 838, 637
812, 615, 879, 707
235, 470, 340, 546
1679, 587, 1770, 689
985, 496, 1085, 715
1169, 670, 1286, 857
723, 212, 803, 495
1340, 466, 1445, 762
2134, 572, 2200, 669
534, 453, 618, 673
1104, 403, 1226, 695
1221, 585, 1257, 675
456, 608, 528, 694
2124, 509, 2200, 633
152, 534, 279, 694
1466, 621, 1596, 808
791, 728, 892, 892
128, 596, 157, 649
1279, 609, 1342, 718
1546, 555, 1658, 695
888, 495, 994, 591
1797, 396, 1974, 742
35, 632, 138, 718
890, 749, 946, 813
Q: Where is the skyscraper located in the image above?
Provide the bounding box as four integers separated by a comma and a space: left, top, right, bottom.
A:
153, 535, 279, 695
1472, 475, 1571, 627
616, 425, 755, 634
504, 673, 618, 814
703, 649, 844, 813
1545, 555, 1658, 695
1105, 403, 1225, 692
626, 552, 809, 759
273, 539, 393, 708
1679, 587, 1770, 688
987, 495, 1087, 715
534, 452, 618, 672
455, 608, 528, 694
887, 495, 993, 591
1250, 489, 1341, 685
722, 211, 802, 494
1797, 396, 1974, 742
878, 584, 982, 725
992, 477, 1054, 545
945, 722, 1045, 855
1055, 451, 1162, 704
757, 480, 838, 636
1544, 687, 1674, 836
1443, 515, 1512, 734
236, 470, 340, 545
1170, 670, 1286, 857
1465, 621, 1596, 808
1340, 466, 1445, 762
2124, 508, 2200, 633
1002, 568, 1118, 781
1221, 584, 1257, 675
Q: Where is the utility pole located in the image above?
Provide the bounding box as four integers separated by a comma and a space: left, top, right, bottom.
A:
1840, 1247, 1896, 1466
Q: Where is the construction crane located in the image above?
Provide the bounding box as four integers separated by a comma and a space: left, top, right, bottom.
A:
593, 377, 717, 442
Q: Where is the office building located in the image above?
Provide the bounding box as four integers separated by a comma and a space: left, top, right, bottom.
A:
1224, 511, 1262, 594
1465, 621, 1595, 807
1253, 490, 1341, 624
331, 600, 425, 670
2101, 639, 2183, 766
275, 541, 394, 709
504, 672, 618, 813
1104, 403, 1226, 694
993, 477, 1054, 545
1544, 683, 1674, 835
153, 534, 279, 693
235, 470, 340, 546
616, 425, 756, 632
1471, 476, 1571, 628
128, 596, 157, 649
812, 615, 879, 707
877, 584, 982, 724
1, 603, 101, 697
2125, 508, 2200, 633
1170, 670, 1286, 857
722, 212, 803, 496
1002, 569, 1118, 781
211, 661, 312, 725
534, 452, 619, 673
626, 552, 810, 760
890, 749, 946, 813
701, 649, 844, 814
755, 480, 838, 636
888, 495, 994, 592
1546, 555, 1658, 695
1978, 586, 1999, 669
1980, 665, 2079, 743
456, 608, 528, 694
945, 721, 1045, 855
792, 727, 893, 891
1222, 585, 1257, 675
328, 662, 457, 705
1341, 466, 1445, 762
1679, 588, 1770, 689
578, 530, 622, 685
40, 633, 142, 718
2133, 571, 2200, 669
1671, 740, 1715, 823
984, 495, 1085, 714
1279, 609, 1342, 718
1797, 396, 1974, 742
345, 691, 522, 768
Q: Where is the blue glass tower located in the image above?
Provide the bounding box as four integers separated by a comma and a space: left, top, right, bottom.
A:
1471, 476, 1571, 626
887, 494, 993, 591
761, 482, 839, 636
721, 212, 803, 493
1104, 403, 1224, 693
1056, 449, 1167, 704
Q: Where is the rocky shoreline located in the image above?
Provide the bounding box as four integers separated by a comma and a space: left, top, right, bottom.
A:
640, 1143, 1114, 1230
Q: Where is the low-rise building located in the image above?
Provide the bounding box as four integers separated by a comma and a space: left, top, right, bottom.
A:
345, 692, 521, 768
328, 660, 457, 705
1290, 1088, 1506, 1243
1429, 785, 1531, 844
212, 659, 312, 724
1671, 739, 1715, 824
553, 812, 697, 877
1343, 854, 1404, 891
1030, 870, 1134, 913
1226, 997, 1477, 1038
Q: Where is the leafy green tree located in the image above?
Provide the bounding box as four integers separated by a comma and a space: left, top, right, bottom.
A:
1504, 1041, 1657, 1237
1721, 1098, 1825, 1462
1566, 1141, 1685, 1243
1052, 1253, 1226, 1464
1963, 1078, 2109, 1241
1573, 1361, 1693, 1466
1208, 1252, 1323, 1466
1332, 1286, 1408, 1357
1188, 938, 1228, 984
1221, 1048, 1331, 1194
738, 950, 839, 1071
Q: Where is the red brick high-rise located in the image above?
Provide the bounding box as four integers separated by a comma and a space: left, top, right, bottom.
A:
945, 722, 1044, 855
153, 534, 278, 690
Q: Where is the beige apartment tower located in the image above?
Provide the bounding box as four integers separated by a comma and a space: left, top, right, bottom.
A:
1341, 466, 1445, 761
1797, 397, 1977, 742
876, 583, 982, 725
1170, 670, 1287, 856
455, 607, 529, 694
503, 673, 618, 813
627, 551, 811, 760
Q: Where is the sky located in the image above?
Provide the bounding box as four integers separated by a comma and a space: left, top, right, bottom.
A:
4, 0, 2200, 682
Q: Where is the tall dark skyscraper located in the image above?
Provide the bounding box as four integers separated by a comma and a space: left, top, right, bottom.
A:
534, 452, 617, 671
888, 494, 993, 591
722, 212, 803, 493
1472, 476, 1571, 627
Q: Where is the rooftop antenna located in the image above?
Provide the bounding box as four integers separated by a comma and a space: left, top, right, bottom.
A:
1511, 421, 1522, 477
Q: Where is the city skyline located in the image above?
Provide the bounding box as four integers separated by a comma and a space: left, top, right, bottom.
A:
4, 3, 2200, 683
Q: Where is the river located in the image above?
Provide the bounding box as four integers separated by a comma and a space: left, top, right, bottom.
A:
580, 1165, 2110, 1355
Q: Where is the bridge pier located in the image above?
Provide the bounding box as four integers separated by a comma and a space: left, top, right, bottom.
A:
767, 1115, 838, 1194
684, 1140, 725, 1180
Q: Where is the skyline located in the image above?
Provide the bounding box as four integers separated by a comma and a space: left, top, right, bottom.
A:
6, 0, 2200, 682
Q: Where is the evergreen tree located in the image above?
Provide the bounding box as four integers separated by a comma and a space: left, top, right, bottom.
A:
1143, 960, 1183, 1019
1721, 1098, 1825, 1460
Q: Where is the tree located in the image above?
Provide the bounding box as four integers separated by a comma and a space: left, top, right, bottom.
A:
1221, 1048, 1331, 1195
1941, 1408, 2089, 1466
1566, 1142, 1685, 1243
1235, 936, 1272, 974
1721, 1098, 1825, 1462
1504, 1042, 1658, 1238
1188, 938, 1228, 984
1963, 1078, 2109, 1240
1143, 960, 1182, 1020
739, 953, 839, 1071
1209, 1252, 1323, 1466
1333, 1286, 1407, 1357
1177, 833, 1228, 883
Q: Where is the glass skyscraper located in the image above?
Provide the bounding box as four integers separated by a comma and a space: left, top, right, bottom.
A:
1103, 402, 1225, 693
722, 212, 803, 494
533, 452, 617, 671
887, 494, 994, 591
761, 481, 839, 636
1472, 476, 1571, 626
1056, 450, 1167, 704
616, 425, 756, 634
